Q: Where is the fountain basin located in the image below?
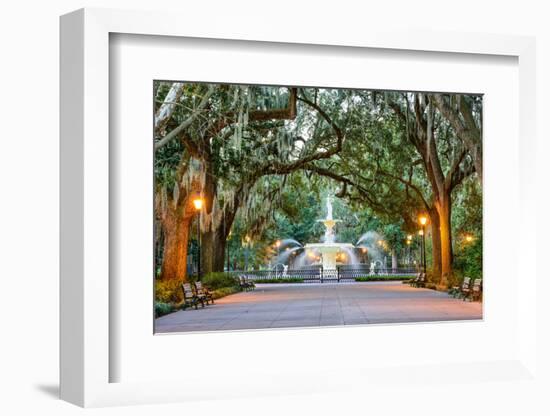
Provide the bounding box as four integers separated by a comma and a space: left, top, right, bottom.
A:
304, 242, 355, 269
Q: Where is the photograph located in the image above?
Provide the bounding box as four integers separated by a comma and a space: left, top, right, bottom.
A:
153, 82, 483, 333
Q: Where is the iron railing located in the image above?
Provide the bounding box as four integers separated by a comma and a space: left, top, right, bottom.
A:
228, 266, 417, 283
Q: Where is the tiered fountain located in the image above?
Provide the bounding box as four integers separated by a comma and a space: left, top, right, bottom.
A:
302, 196, 357, 268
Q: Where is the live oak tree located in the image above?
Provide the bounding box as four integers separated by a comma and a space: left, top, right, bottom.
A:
386, 93, 476, 284
300, 91, 478, 283
155, 83, 299, 280
155, 83, 347, 280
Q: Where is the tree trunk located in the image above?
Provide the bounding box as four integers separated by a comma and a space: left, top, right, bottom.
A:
429, 208, 442, 280
436, 195, 453, 286
201, 226, 228, 275
157, 176, 201, 282
212, 228, 227, 272
201, 207, 239, 275
160, 208, 192, 281
199, 169, 240, 275
155, 219, 164, 273
201, 229, 214, 275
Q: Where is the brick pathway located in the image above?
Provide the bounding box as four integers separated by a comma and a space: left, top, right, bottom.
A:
155, 281, 482, 333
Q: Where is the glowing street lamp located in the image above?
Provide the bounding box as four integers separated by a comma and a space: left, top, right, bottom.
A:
192, 198, 204, 210
193, 197, 204, 279
465, 234, 474, 243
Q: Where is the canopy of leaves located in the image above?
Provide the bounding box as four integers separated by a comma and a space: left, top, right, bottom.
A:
154, 82, 482, 276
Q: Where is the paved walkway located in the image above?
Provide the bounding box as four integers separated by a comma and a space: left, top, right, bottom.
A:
155, 281, 482, 333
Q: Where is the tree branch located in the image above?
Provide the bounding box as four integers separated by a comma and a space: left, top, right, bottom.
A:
154, 82, 185, 134
303, 164, 393, 215
154, 86, 215, 151
375, 168, 431, 212
431, 93, 482, 182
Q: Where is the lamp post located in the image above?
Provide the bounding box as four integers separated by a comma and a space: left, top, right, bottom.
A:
417, 229, 424, 272
243, 235, 251, 271
419, 215, 428, 274
226, 231, 232, 272
406, 234, 412, 265
193, 198, 204, 279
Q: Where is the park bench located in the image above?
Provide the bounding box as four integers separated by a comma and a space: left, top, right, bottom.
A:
459, 277, 472, 300
407, 272, 421, 286
194, 281, 214, 305
414, 273, 427, 288
238, 275, 255, 291
181, 283, 204, 310
471, 278, 482, 302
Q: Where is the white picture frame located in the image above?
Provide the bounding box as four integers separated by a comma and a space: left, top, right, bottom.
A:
60, 7, 537, 408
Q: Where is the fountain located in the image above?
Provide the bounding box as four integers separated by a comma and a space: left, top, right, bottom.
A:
302, 196, 357, 269
267, 197, 412, 277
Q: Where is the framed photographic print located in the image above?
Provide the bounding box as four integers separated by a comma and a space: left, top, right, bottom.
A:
60, 7, 538, 408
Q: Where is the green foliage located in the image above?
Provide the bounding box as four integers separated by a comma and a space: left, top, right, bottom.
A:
453, 235, 482, 279
448, 286, 462, 298
382, 222, 406, 252
155, 279, 183, 303
154, 274, 242, 318
154, 82, 482, 282
155, 302, 175, 318
355, 275, 414, 282
202, 272, 240, 290
449, 176, 482, 282
452, 177, 482, 240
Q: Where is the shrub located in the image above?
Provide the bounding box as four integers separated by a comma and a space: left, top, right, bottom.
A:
155, 279, 183, 303
355, 275, 414, 282
447, 272, 462, 289
155, 302, 175, 318
453, 236, 482, 280
202, 272, 240, 290
254, 278, 304, 284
